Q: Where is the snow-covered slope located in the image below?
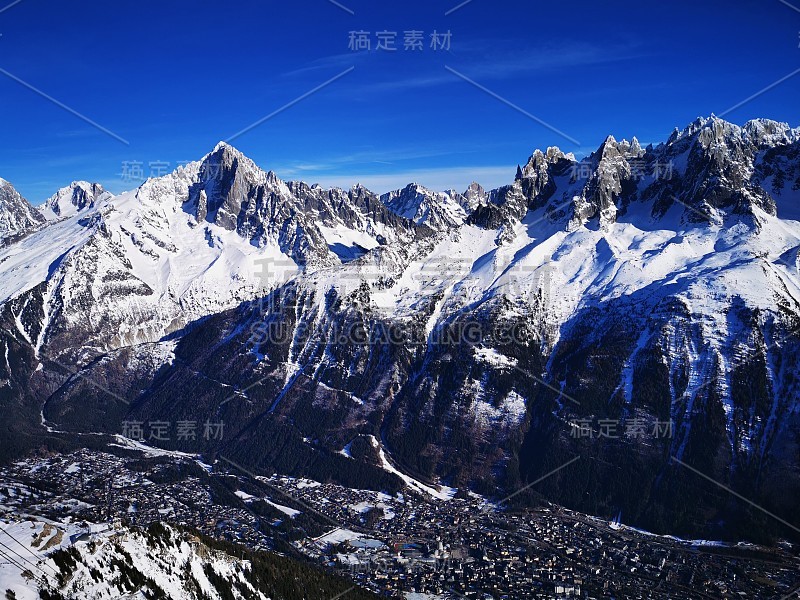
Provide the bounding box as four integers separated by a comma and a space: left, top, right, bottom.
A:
0, 166, 295, 358
0, 516, 366, 599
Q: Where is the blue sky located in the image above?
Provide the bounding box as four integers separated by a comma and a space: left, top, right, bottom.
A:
1, 0, 799, 203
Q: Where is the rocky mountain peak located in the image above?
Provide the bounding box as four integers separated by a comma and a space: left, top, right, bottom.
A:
380, 182, 466, 230
189, 142, 278, 230
668, 115, 717, 144
42, 180, 111, 220
203, 142, 266, 183
662, 114, 796, 151
482, 115, 800, 232
521, 147, 573, 178
461, 181, 488, 211
591, 134, 645, 163
465, 181, 485, 194
212, 139, 236, 153
0, 178, 46, 242
743, 118, 800, 147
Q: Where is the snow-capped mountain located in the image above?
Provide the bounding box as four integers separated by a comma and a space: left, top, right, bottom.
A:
40, 181, 113, 220
380, 183, 467, 230
2, 115, 800, 541
459, 181, 489, 212
0, 142, 428, 360
0, 178, 45, 243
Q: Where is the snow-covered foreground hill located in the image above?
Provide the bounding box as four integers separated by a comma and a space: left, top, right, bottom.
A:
0, 516, 375, 600
1, 115, 799, 541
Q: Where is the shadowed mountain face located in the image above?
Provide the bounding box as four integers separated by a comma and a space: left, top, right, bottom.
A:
1, 116, 800, 542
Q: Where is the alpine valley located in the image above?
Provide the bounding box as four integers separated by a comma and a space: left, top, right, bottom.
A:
1, 115, 800, 598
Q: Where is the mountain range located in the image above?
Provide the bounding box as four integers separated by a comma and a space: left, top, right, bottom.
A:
1, 115, 799, 542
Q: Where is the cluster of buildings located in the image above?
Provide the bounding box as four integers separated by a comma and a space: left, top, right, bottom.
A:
0, 449, 273, 552
266, 474, 800, 599
0, 447, 797, 599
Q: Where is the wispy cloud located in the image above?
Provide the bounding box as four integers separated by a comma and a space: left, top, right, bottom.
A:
348, 39, 646, 94
281, 39, 645, 98
459, 38, 644, 76
280, 52, 371, 77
